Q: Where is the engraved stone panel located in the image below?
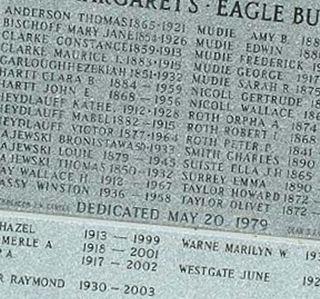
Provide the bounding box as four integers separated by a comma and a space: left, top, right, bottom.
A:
0, 210, 319, 298
1, 0, 320, 241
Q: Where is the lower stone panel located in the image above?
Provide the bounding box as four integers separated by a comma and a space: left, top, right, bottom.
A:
0, 210, 318, 298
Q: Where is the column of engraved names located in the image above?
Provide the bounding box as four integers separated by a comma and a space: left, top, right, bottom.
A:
54, 11, 132, 206
0, 4, 189, 217
233, 27, 306, 232
182, 24, 236, 227
0, 6, 68, 210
